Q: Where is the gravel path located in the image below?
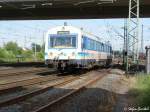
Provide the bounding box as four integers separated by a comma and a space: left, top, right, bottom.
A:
50, 69, 130, 112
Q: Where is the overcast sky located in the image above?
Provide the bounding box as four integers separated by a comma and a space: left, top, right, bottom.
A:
0, 18, 149, 51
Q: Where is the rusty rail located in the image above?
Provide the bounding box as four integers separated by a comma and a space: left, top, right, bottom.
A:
32, 73, 107, 112
0, 68, 51, 77
0, 76, 79, 108
0, 75, 67, 95
0, 68, 14, 71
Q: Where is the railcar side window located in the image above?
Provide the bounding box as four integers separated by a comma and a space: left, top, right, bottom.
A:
81, 35, 112, 53
72, 37, 76, 47
101, 43, 103, 52
82, 36, 86, 49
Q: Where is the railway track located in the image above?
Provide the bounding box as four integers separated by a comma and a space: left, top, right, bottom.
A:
32, 73, 107, 112
0, 67, 14, 71
0, 69, 110, 112
0, 67, 81, 96
0, 68, 53, 77
0, 69, 74, 95
0, 68, 57, 94
0, 72, 66, 95
0, 76, 79, 108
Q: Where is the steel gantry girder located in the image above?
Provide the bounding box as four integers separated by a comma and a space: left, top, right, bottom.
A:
1, 0, 150, 19
126, 0, 140, 73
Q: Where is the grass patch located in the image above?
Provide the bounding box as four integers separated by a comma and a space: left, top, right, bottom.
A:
129, 74, 150, 107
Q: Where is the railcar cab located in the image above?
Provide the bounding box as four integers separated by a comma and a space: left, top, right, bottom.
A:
45, 24, 113, 71
45, 24, 81, 71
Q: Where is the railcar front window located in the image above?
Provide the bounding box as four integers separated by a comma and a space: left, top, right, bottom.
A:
50, 35, 76, 48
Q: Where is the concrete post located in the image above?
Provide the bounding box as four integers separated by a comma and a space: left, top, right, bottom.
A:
145, 46, 150, 74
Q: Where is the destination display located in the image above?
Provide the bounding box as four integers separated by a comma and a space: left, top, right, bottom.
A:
57, 31, 70, 35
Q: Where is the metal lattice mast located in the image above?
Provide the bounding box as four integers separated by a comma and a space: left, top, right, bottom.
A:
140, 24, 144, 53
126, 0, 140, 72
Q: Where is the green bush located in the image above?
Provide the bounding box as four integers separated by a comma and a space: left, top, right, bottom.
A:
0, 48, 16, 62
37, 51, 44, 61
22, 50, 33, 58
0, 41, 44, 62
133, 75, 150, 107
4, 42, 22, 55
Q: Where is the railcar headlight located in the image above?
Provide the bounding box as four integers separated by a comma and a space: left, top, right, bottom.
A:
68, 56, 70, 59
49, 52, 53, 56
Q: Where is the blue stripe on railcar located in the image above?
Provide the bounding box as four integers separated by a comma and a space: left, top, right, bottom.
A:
82, 36, 112, 54
78, 52, 90, 56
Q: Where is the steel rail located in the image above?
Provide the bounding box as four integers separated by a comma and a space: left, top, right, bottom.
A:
0, 75, 66, 95
32, 73, 107, 112
0, 76, 79, 108
0, 73, 55, 86
0, 68, 50, 77
0, 68, 14, 71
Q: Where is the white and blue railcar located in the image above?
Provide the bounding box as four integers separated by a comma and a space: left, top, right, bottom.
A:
45, 25, 112, 71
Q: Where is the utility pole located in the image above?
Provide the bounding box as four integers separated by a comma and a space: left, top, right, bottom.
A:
34, 43, 37, 61
42, 31, 45, 46
1, 37, 6, 46
34, 26, 37, 62
24, 36, 27, 49
133, 32, 136, 63
124, 19, 127, 66
140, 24, 144, 53
108, 21, 127, 66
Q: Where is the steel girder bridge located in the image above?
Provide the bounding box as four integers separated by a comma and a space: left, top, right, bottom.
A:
0, 0, 149, 20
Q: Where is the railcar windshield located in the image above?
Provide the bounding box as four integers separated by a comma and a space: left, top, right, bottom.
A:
49, 35, 77, 48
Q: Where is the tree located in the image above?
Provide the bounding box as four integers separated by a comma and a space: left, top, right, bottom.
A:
22, 50, 33, 58
41, 43, 45, 52
0, 41, 44, 62
0, 47, 15, 62
0, 48, 6, 58
4, 42, 22, 55
31, 43, 42, 52
114, 50, 122, 58
37, 51, 44, 61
